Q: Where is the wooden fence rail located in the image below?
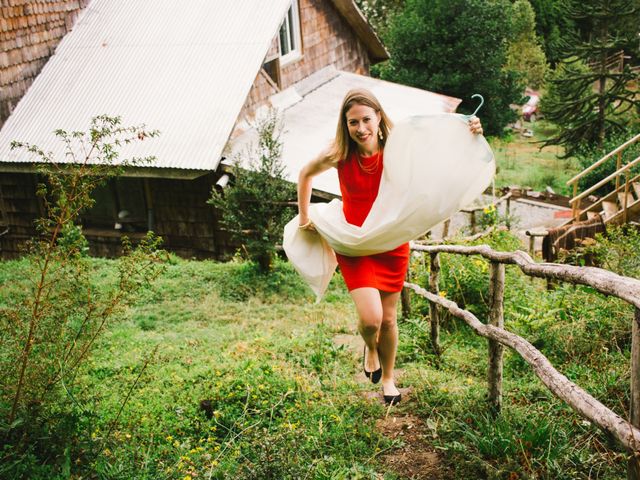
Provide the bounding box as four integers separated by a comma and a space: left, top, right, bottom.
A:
406, 243, 640, 475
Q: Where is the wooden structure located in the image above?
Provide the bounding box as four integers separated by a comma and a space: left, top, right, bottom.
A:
0, 0, 388, 259
238, 0, 383, 128
525, 133, 640, 262
405, 243, 640, 477
567, 133, 640, 227
0, 0, 90, 128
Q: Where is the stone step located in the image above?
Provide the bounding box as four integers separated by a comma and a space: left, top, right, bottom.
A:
618, 191, 635, 207
602, 200, 619, 219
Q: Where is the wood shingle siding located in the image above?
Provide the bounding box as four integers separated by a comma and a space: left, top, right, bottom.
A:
239, 0, 369, 122
0, 171, 231, 259
281, 0, 369, 84
0, 0, 89, 127
0, 172, 40, 257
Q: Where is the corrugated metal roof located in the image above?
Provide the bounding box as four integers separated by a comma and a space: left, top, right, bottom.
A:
228, 69, 462, 196
0, 0, 291, 172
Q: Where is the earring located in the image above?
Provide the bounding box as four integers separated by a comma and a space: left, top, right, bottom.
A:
378, 129, 383, 140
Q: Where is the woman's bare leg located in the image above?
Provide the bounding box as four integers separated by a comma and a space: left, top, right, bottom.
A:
350, 287, 382, 373
378, 291, 401, 397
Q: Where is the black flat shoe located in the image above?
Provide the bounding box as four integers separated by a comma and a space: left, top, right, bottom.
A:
363, 346, 382, 384
383, 392, 402, 406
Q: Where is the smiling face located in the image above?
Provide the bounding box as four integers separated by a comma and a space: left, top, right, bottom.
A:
345, 103, 381, 155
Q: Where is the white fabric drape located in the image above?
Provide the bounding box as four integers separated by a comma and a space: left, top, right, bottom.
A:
284, 113, 495, 300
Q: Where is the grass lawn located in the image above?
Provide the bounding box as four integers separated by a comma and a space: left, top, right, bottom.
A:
1, 245, 632, 479
490, 121, 581, 196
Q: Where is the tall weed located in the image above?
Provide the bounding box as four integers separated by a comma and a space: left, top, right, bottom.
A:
0, 116, 165, 474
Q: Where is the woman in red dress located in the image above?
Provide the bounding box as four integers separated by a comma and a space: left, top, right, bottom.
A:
297, 89, 482, 404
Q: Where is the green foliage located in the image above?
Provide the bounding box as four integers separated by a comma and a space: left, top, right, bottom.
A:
0, 116, 166, 476
540, 0, 640, 157
0, 255, 385, 478
354, 0, 405, 37
572, 128, 640, 194
212, 257, 316, 303
57, 223, 89, 257
504, 0, 548, 89
588, 225, 640, 278
209, 111, 296, 272
397, 317, 439, 362
528, 0, 576, 66
413, 230, 522, 319
379, 0, 523, 136
539, 57, 595, 158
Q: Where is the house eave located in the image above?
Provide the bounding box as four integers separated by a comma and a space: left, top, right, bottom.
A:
0, 163, 213, 180
331, 0, 389, 63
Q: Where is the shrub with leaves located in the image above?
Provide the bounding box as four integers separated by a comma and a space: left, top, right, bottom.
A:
504, 0, 548, 89
587, 225, 640, 278
379, 0, 523, 136
354, 0, 405, 38
0, 115, 166, 472
209, 110, 297, 272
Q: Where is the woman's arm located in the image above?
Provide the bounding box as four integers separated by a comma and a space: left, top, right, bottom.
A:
297, 149, 334, 228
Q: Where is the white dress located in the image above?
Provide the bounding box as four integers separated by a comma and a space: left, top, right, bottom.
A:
284, 113, 496, 300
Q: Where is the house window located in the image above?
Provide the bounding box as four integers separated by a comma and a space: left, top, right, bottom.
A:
278, 1, 301, 64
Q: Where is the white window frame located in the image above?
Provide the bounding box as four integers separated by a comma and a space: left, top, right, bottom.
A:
278, 1, 302, 65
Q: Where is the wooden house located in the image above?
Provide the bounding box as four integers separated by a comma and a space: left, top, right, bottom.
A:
0, 0, 460, 259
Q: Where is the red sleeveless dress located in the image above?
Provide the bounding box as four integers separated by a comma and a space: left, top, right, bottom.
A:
336, 150, 410, 292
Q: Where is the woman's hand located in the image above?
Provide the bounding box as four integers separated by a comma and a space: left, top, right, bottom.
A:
298, 216, 317, 232
468, 116, 484, 135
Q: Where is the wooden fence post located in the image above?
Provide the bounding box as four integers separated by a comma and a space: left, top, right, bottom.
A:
488, 261, 505, 414
401, 269, 412, 320
429, 252, 441, 355
505, 197, 511, 230
442, 218, 451, 239
628, 307, 640, 479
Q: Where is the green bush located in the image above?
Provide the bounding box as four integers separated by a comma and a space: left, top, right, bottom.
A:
209, 111, 297, 272
412, 230, 522, 320
504, 0, 548, 89
588, 225, 640, 278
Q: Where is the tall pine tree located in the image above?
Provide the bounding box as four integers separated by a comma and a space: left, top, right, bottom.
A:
540, 0, 639, 157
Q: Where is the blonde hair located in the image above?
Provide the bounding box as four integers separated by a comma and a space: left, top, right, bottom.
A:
327, 88, 393, 164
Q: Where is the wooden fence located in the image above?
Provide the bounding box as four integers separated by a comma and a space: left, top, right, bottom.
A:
405, 243, 640, 477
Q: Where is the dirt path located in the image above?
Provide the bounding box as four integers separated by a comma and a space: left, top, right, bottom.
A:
376, 414, 450, 479
333, 333, 450, 479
